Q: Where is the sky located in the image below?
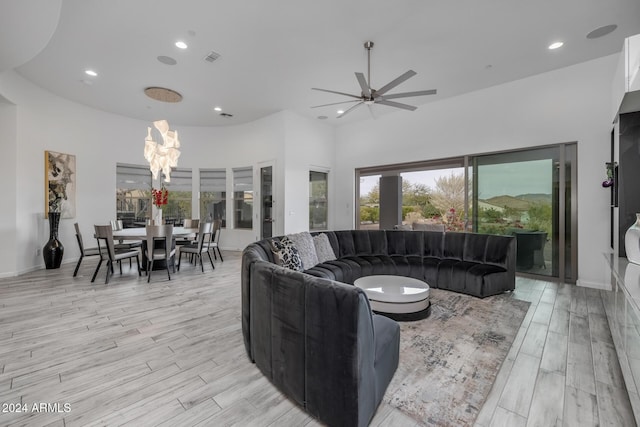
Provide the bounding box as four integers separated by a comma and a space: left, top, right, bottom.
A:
359, 159, 552, 199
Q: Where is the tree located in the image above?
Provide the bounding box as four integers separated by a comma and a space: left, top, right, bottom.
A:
402, 180, 438, 221
360, 183, 379, 206
430, 172, 466, 220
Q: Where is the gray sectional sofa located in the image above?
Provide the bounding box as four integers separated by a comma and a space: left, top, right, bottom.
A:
241, 229, 516, 427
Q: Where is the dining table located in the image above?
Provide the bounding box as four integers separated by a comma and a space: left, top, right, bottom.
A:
112, 226, 199, 240
112, 227, 199, 271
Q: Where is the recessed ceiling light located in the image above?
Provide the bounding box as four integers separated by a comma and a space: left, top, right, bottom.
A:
548, 41, 564, 50
85, 69, 98, 77
337, 110, 344, 115
214, 107, 222, 112
175, 41, 188, 49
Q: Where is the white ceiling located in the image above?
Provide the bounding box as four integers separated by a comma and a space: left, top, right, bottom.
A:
3, 0, 640, 127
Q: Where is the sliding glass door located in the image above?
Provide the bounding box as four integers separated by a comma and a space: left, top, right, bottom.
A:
472, 144, 577, 282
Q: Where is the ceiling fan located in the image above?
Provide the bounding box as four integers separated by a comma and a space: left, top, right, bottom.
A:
311, 41, 437, 118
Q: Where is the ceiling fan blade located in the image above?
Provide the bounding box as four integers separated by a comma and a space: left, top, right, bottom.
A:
381, 89, 437, 100
376, 99, 417, 111
311, 87, 362, 99
311, 100, 361, 109
375, 70, 417, 96
355, 72, 371, 98
338, 101, 364, 118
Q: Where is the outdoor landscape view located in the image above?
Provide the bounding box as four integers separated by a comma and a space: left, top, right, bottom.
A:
359, 162, 553, 239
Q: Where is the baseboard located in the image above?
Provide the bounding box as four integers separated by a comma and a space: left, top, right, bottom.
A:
576, 278, 611, 290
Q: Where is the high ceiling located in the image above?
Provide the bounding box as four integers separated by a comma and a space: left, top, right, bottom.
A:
3, 0, 640, 126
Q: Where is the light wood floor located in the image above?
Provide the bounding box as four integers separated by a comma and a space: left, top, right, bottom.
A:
0, 253, 635, 426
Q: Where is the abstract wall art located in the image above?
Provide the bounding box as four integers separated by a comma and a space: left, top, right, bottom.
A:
45, 150, 76, 218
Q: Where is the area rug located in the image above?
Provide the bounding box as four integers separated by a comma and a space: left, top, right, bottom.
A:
383, 289, 530, 426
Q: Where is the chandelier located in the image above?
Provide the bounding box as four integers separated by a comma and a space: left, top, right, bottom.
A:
143, 120, 181, 182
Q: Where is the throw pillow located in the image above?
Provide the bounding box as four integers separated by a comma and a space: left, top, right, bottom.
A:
313, 233, 337, 264
271, 237, 303, 271
286, 231, 319, 269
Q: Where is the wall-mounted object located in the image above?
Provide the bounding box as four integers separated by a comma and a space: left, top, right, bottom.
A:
44, 150, 76, 218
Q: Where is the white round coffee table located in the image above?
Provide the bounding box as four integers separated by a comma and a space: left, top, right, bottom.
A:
354, 275, 431, 320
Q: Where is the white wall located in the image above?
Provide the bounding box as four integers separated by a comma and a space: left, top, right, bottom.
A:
282, 111, 335, 234
334, 55, 618, 288
0, 98, 17, 277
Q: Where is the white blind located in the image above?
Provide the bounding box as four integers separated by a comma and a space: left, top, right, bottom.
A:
233, 167, 253, 192
116, 163, 151, 190
164, 168, 192, 192
200, 169, 226, 193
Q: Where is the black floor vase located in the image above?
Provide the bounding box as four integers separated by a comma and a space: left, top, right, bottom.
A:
43, 211, 64, 269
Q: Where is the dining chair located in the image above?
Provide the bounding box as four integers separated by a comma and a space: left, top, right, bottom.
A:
73, 223, 103, 277
144, 224, 176, 282
176, 219, 199, 245
177, 221, 215, 272
206, 219, 224, 262
92, 225, 141, 284
111, 219, 143, 249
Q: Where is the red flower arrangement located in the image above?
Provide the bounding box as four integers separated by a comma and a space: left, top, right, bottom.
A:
152, 186, 169, 207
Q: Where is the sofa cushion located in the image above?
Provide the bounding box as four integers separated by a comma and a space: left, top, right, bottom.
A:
423, 231, 444, 257
465, 264, 509, 297
443, 232, 466, 260
271, 237, 303, 271
313, 233, 337, 264
485, 235, 513, 267
386, 230, 423, 256
334, 231, 357, 257
464, 233, 489, 263
287, 231, 319, 269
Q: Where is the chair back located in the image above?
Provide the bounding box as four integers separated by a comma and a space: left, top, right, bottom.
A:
196, 222, 214, 252
212, 219, 222, 245
183, 218, 200, 229
74, 223, 85, 254
94, 224, 117, 261
145, 224, 174, 260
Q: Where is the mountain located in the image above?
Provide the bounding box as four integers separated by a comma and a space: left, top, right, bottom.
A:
481, 193, 551, 211
515, 193, 552, 204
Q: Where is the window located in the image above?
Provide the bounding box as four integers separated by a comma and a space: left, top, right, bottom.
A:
233, 167, 253, 229
309, 171, 328, 230
355, 143, 578, 283
162, 168, 192, 224
356, 159, 467, 231
358, 174, 381, 230
116, 164, 152, 227
200, 168, 226, 226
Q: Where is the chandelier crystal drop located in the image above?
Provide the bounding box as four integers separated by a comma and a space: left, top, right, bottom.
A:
143, 120, 181, 182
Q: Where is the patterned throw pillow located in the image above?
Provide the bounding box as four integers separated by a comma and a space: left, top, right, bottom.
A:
271, 236, 303, 271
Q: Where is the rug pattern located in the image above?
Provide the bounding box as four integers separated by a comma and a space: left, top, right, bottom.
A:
383, 289, 530, 426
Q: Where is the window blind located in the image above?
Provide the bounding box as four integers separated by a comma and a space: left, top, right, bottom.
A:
233, 167, 253, 192
163, 168, 192, 192
116, 163, 151, 190
200, 169, 226, 193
